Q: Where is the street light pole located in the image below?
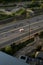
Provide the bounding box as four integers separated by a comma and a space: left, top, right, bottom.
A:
29, 21, 30, 40
25, 5, 30, 40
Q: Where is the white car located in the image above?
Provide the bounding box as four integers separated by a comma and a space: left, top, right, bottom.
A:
19, 28, 24, 32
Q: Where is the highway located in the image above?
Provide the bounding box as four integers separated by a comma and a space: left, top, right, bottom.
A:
0, 21, 43, 38
0, 14, 43, 33
0, 14, 43, 48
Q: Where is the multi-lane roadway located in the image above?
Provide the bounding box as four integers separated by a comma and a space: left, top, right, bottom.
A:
0, 14, 43, 48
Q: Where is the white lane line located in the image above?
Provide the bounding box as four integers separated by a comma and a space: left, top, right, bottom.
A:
0, 26, 43, 43
0, 14, 43, 29
0, 20, 43, 35
0, 24, 43, 39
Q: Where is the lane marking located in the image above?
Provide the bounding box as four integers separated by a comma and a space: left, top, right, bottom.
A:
0, 27, 43, 43
0, 20, 43, 35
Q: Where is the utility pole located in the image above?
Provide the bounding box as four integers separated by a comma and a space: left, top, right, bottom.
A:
29, 21, 30, 40
25, 2, 30, 40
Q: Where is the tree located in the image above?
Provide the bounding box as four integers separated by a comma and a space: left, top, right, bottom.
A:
5, 45, 13, 55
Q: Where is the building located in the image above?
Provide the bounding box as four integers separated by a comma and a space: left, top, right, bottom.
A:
0, 51, 29, 65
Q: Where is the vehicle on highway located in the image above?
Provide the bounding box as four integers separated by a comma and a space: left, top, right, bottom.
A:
19, 28, 24, 32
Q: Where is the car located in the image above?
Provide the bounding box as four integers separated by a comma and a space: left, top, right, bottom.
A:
19, 28, 24, 32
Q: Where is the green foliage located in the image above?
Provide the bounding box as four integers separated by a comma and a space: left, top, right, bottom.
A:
0, 14, 12, 20
15, 9, 25, 15
1, 38, 34, 55
4, 45, 13, 55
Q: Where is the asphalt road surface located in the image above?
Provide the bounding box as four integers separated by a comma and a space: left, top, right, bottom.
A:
0, 14, 43, 33
0, 14, 43, 48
